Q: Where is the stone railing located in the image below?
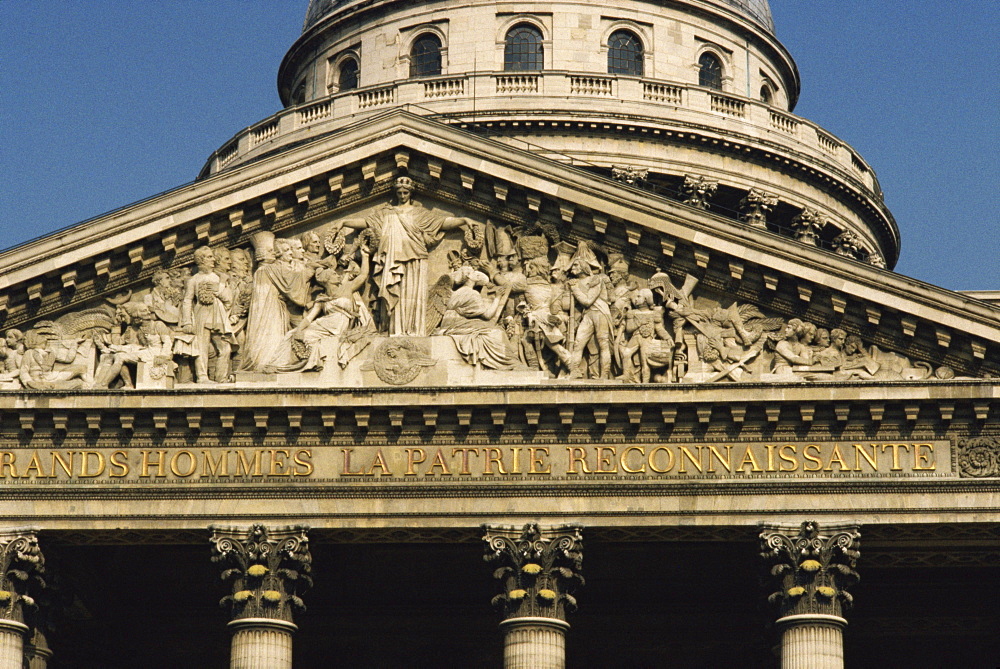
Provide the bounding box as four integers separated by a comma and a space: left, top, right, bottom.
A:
201, 71, 882, 198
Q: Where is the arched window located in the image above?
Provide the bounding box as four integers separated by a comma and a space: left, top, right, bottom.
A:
504, 24, 544, 71
698, 52, 723, 90
760, 84, 772, 104
291, 80, 307, 105
410, 33, 442, 78
338, 58, 359, 91
607, 30, 643, 76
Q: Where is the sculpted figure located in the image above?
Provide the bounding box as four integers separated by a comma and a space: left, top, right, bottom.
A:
520, 257, 572, 376
799, 321, 818, 348
619, 289, 674, 383
813, 328, 831, 352
272, 245, 375, 372
19, 326, 90, 390
300, 231, 330, 270
335, 176, 471, 336
241, 234, 315, 372
816, 328, 847, 368
92, 302, 174, 388
143, 270, 181, 327
0, 329, 25, 377
772, 319, 815, 375
180, 246, 235, 383
434, 266, 515, 370
566, 245, 614, 380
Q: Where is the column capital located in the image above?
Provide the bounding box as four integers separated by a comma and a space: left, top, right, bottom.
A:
0, 528, 45, 629
483, 523, 584, 624
210, 524, 312, 625
760, 520, 860, 620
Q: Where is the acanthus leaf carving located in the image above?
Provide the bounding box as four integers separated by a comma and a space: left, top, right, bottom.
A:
482, 524, 584, 623
760, 521, 860, 620
210, 524, 312, 625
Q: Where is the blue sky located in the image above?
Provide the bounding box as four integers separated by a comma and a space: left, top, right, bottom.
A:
1, 1, 997, 290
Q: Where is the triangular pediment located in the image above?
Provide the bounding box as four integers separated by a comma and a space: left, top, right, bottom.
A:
1, 110, 998, 391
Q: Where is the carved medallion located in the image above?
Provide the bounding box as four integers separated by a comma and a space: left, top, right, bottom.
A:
957, 437, 1000, 478
363, 339, 436, 385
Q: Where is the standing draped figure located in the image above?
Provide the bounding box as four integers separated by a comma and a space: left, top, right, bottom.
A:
342, 176, 469, 336
240, 233, 314, 371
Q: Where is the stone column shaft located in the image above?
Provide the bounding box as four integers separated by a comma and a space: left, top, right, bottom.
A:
501, 617, 568, 669
229, 619, 296, 669
778, 614, 846, 669
25, 629, 53, 669
0, 621, 27, 669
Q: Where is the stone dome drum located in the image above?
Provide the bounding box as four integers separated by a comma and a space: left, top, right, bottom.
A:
305, 0, 776, 33
214, 0, 898, 266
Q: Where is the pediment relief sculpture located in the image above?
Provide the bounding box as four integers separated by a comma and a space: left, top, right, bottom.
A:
0, 176, 971, 391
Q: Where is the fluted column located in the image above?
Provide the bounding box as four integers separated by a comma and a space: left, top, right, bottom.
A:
210, 525, 312, 669
24, 629, 53, 669
760, 521, 861, 669
0, 529, 45, 669
483, 524, 584, 669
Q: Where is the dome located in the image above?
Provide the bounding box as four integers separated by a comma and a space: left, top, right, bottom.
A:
304, 0, 775, 33
715, 0, 774, 32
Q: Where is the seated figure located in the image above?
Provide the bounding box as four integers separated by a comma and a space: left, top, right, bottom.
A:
434, 266, 515, 370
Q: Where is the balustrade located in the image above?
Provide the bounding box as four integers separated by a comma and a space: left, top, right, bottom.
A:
357, 85, 396, 109
495, 74, 540, 95
424, 77, 466, 99
569, 76, 613, 97
204, 70, 877, 196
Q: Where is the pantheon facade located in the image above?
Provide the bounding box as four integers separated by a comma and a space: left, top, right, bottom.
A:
0, 1, 998, 667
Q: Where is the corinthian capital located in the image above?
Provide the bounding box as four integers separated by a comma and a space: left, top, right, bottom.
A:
0, 528, 45, 627
483, 524, 584, 623
210, 524, 312, 624
760, 521, 860, 619
681, 175, 719, 210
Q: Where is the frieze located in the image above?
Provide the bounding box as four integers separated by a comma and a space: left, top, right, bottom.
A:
0, 176, 974, 392
0, 441, 953, 485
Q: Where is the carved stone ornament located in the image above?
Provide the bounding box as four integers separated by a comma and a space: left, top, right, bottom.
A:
210, 524, 312, 624
680, 175, 718, 210
790, 208, 825, 246
832, 230, 864, 259
611, 165, 649, 186
760, 521, 860, 619
866, 248, 887, 269
0, 529, 45, 627
957, 437, 1000, 478
739, 188, 778, 229
362, 339, 436, 385
483, 524, 584, 623
0, 178, 970, 391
